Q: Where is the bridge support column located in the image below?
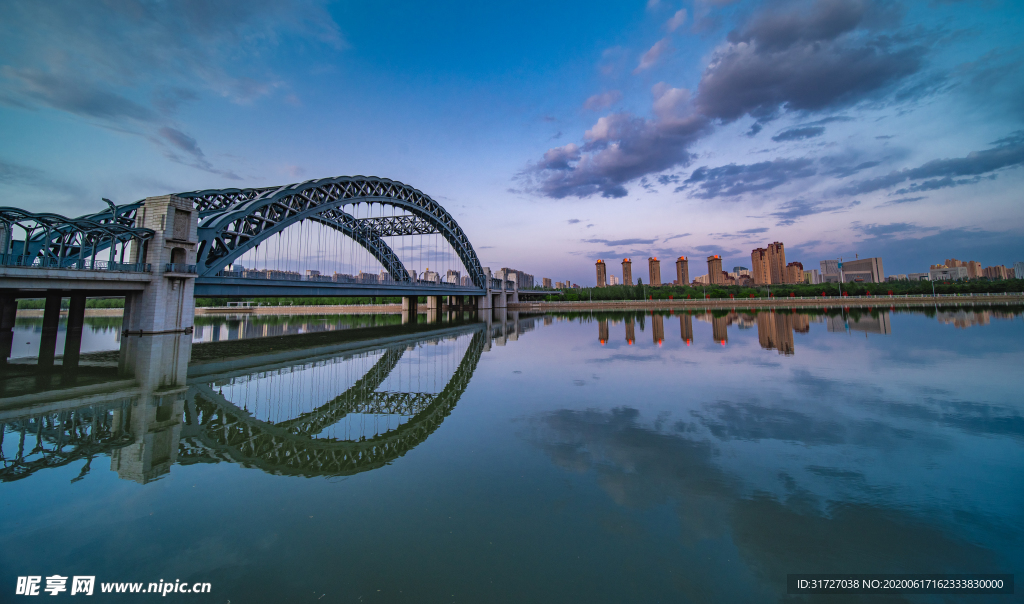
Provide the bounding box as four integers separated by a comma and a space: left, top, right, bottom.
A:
427, 295, 441, 311
38, 291, 62, 368
0, 292, 15, 365
119, 195, 198, 375
402, 296, 418, 324
62, 292, 86, 373
477, 293, 491, 311
122, 196, 198, 336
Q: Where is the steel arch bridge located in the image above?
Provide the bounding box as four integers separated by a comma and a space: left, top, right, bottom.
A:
2, 175, 492, 297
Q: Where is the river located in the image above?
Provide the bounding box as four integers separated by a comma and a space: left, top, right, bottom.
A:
1, 306, 1021, 602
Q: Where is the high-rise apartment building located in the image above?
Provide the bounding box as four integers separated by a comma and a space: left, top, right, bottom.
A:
1014, 261, 1024, 279
595, 259, 607, 288
648, 257, 661, 286
676, 257, 689, 286
609, 274, 619, 286
542, 277, 552, 288
733, 266, 750, 276
707, 255, 724, 285
785, 261, 804, 284
767, 242, 786, 284
982, 265, 1009, 280
622, 258, 633, 286
497, 267, 535, 289
752, 248, 770, 285
967, 261, 982, 279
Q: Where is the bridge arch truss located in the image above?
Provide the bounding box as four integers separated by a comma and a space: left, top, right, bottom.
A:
179, 176, 487, 289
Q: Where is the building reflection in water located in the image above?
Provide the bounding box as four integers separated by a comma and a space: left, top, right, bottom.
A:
679, 315, 693, 345
592, 308, 912, 354
1, 313, 536, 484
651, 314, 664, 345
711, 315, 728, 345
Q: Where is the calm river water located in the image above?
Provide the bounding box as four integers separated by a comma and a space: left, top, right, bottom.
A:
2, 307, 1022, 602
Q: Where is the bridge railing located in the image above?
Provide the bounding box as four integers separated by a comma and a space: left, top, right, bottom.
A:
165, 263, 197, 274
212, 269, 479, 289
0, 254, 151, 273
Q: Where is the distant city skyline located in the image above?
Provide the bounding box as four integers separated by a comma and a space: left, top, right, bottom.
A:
0, 0, 1022, 284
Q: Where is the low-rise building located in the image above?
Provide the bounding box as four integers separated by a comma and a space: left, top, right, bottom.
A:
930, 265, 969, 281
908, 273, 930, 281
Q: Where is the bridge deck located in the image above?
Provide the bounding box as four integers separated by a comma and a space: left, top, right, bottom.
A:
193, 276, 485, 298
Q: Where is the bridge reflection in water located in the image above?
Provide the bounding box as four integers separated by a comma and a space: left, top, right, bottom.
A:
0, 312, 537, 483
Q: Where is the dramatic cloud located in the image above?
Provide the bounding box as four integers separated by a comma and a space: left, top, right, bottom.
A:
877, 196, 926, 206
583, 90, 623, 111
666, 9, 688, 32
680, 158, 816, 199
839, 132, 1024, 195
695, 0, 923, 122
769, 198, 860, 226
635, 38, 672, 73
517, 85, 709, 198
583, 238, 658, 246
0, 0, 341, 177
826, 160, 882, 178
771, 125, 825, 142
853, 222, 925, 237
523, 0, 929, 200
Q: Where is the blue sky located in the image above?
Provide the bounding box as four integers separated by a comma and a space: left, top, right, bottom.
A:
1, 0, 1022, 284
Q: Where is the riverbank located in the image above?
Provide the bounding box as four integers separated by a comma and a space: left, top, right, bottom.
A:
510, 292, 1024, 310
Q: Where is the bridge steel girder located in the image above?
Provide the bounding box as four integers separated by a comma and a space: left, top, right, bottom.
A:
186, 176, 487, 288
193, 278, 480, 298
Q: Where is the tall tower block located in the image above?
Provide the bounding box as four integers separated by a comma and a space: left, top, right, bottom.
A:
648, 257, 661, 286
676, 257, 689, 285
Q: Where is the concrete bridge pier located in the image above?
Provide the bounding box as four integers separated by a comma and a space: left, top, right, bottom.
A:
402, 296, 418, 324
476, 293, 491, 312
61, 292, 87, 375
38, 291, 63, 369
0, 292, 16, 365
119, 196, 198, 373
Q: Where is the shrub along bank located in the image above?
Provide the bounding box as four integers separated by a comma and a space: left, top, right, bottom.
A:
545, 278, 1024, 302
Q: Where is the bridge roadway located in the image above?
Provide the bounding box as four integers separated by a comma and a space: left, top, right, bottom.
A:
0, 313, 539, 482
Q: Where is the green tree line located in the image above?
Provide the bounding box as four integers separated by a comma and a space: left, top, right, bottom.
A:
547, 278, 1024, 302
